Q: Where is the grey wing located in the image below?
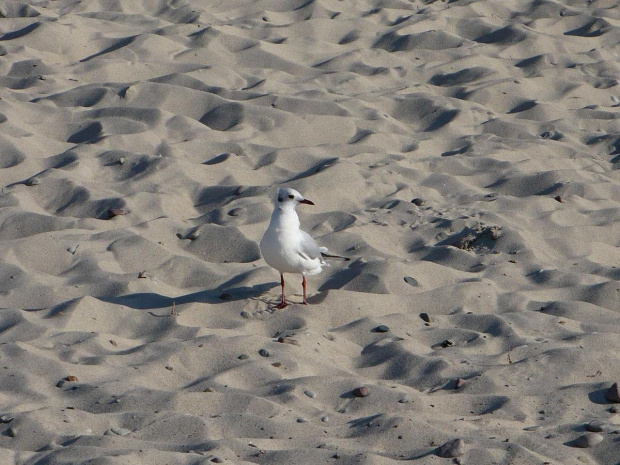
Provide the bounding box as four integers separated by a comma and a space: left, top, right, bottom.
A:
298, 230, 324, 260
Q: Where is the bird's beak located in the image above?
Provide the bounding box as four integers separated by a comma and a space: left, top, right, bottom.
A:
300, 198, 314, 206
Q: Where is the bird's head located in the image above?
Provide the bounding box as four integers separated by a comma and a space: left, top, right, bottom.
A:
275, 187, 314, 209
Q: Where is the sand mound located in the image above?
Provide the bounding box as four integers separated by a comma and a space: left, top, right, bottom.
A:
1, 0, 619, 463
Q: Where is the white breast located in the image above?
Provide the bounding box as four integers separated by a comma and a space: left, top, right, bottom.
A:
260, 207, 325, 276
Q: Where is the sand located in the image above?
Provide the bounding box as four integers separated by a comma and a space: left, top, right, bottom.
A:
0, 0, 619, 463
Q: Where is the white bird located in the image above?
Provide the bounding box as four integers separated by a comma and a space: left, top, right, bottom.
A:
260, 187, 346, 308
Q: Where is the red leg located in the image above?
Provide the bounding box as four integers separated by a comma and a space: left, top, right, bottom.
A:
302, 275, 308, 305
276, 274, 288, 309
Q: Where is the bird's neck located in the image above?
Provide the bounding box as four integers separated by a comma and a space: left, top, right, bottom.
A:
271, 205, 300, 230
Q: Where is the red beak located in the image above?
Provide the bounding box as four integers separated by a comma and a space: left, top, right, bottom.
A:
300, 198, 314, 205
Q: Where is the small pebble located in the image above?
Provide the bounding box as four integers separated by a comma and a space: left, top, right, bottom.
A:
441, 339, 454, 348
271, 362, 282, 367
165, 366, 173, 371
455, 378, 466, 389
321, 416, 329, 422
554, 195, 563, 203
605, 382, 620, 403
404, 276, 419, 287
65, 376, 79, 382
436, 438, 465, 458
375, 325, 389, 333
67, 245, 79, 254
297, 418, 308, 423
228, 208, 242, 216
203, 387, 215, 392
419, 312, 432, 323
211, 458, 224, 463
118, 157, 126, 165
0, 414, 14, 423
304, 390, 316, 399
238, 354, 249, 360
240, 311, 251, 319
8, 427, 17, 438
411, 198, 425, 206
353, 386, 370, 397
609, 406, 619, 413
258, 349, 270, 357
573, 432, 604, 448
25, 177, 40, 186
277, 337, 299, 345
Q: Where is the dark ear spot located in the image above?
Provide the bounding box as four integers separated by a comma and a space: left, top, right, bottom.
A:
288, 194, 294, 199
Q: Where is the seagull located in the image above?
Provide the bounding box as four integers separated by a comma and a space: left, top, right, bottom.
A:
260, 187, 347, 309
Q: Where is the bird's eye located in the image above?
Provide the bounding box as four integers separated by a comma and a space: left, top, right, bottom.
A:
278, 197, 283, 202
288, 194, 294, 199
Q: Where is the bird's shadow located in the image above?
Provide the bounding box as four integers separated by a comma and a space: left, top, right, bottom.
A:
97, 280, 275, 310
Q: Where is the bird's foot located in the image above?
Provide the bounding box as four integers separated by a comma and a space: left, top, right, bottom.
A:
302, 300, 309, 305
276, 301, 289, 309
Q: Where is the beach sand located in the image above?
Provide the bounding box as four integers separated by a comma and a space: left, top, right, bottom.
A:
0, 0, 619, 463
